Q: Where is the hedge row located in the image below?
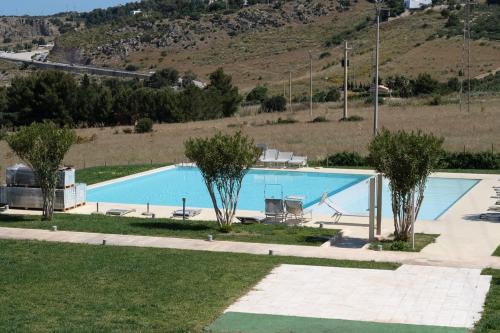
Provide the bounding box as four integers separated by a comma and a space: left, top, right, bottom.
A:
316, 151, 500, 170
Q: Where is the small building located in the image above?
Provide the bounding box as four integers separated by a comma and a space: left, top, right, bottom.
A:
131, 10, 142, 15
404, 0, 432, 9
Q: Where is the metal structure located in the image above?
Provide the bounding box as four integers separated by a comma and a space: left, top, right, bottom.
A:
309, 51, 313, 119
343, 40, 352, 120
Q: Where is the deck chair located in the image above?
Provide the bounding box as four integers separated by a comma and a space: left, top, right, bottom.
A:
480, 213, 500, 221
284, 198, 312, 224
106, 208, 136, 216
265, 198, 285, 223
172, 208, 201, 218
275, 152, 293, 167
288, 156, 308, 167
260, 149, 278, 165
319, 192, 345, 222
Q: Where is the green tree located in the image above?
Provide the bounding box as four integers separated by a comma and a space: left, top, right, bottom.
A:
146, 68, 179, 89
207, 68, 242, 117
368, 129, 443, 241
184, 131, 260, 231
6, 122, 76, 220
262, 95, 287, 112
246, 85, 268, 103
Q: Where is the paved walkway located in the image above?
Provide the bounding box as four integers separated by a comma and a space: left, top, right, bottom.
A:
224, 264, 491, 328
1, 227, 500, 269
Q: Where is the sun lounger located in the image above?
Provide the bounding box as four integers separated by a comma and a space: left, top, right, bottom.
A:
106, 208, 136, 216
488, 206, 500, 212
236, 216, 266, 224
265, 198, 285, 223
260, 149, 279, 165
288, 156, 308, 167
172, 209, 201, 218
284, 198, 312, 223
319, 192, 346, 222
275, 152, 294, 166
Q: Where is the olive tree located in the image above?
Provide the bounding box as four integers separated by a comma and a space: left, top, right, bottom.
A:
368, 129, 443, 241
185, 131, 260, 231
7, 122, 76, 220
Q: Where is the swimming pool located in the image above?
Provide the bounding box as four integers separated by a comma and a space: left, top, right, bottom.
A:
87, 167, 479, 221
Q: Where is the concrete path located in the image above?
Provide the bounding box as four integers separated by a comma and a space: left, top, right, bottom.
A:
225, 264, 491, 328
1, 227, 500, 269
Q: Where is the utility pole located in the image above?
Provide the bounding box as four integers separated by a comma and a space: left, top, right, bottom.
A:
309, 51, 313, 119
289, 71, 293, 112
466, 0, 471, 113
373, 0, 385, 136
343, 40, 352, 120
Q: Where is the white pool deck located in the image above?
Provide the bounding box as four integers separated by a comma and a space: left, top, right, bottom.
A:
226, 264, 491, 328
1, 166, 500, 269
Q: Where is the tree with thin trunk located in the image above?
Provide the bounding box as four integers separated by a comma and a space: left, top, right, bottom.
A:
185, 131, 260, 232
6, 122, 76, 220
368, 129, 443, 241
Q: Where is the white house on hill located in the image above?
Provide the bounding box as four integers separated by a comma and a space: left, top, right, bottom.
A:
405, 0, 432, 9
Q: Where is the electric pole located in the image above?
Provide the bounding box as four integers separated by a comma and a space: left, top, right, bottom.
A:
289, 71, 293, 112
309, 51, 313, 119
373, 0, 385, 136
466, 0, 471, 113
343, 40, 352, 120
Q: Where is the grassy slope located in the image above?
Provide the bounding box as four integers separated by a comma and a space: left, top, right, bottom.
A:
0, 239, 397, 332
0, 214, 340, 246
52, 1, 500, 93
75, 164, 167, 184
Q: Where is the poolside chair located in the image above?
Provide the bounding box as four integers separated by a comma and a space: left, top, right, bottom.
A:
172, 208, 201, 218
236, 216, 266, 224
265, 198, 285, 223
260, 149, 279, 166
106, 208, 136, 216
284, 198, 312, 224
319, 192, 346, 223
480, 213, 500, 221
275, 151, 293, 167
288, 156, 308, 167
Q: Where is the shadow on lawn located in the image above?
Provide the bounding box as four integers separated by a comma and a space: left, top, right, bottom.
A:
129, 221, 212, 232
0, 214, 38, 223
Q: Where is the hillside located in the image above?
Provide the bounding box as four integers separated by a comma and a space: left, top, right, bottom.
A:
45, 0, 500, 94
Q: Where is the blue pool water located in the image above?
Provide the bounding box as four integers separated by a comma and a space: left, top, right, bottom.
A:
87, 167, 479, 221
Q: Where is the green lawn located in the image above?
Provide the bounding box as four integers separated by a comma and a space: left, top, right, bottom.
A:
75, 164, 168, 185
475, 269, 500, 333
493, 246, 500, 256
0, 239, 398, 333
0, 214, 340, 246
369, 233, 439, 252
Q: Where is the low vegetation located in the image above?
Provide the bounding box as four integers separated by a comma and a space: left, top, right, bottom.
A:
0, 214, 340, 246
0, 239, 397, 332
369, 234, 439, 252
475, 268, 500, 333
75, 164, 167, 185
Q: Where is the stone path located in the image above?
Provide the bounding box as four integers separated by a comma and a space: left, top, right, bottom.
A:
225, 264, 491, 329
1, 227, 500, 269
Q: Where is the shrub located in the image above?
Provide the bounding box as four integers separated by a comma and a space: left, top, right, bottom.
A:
389, 240, 411, 251
428, 95, 442, 106
310, 116, 329, 123
325, 152, 367, 166
325, 88, 341, 102
125, 64, 139, 71
262, 95, 287, 112
122, 128, 133, 134
340, 115, 364, 122
319, 51, 331, 59
135, 118, 154, 133
246, 85, 268, 103
440, 151, 500, 169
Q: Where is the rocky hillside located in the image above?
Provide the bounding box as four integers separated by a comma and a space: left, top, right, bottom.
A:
0, 17, 58, 42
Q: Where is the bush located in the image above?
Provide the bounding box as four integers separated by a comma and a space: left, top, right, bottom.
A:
246, 85, 268, 103
262, 95, 287, 112
440, 151, 500, 169
135, 118, 154, 133
319, 52, 331, 59
325, 152, 367, 167
325, 88, 341, 102
389, 240, 411, 251
125, 64, 139, 71
122, 128, 133, 134
428, 95, 442, 106
310, 116, 329, 123
340, 115, 364, 122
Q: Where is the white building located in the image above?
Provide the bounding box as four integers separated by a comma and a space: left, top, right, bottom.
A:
404, 0, 432, 9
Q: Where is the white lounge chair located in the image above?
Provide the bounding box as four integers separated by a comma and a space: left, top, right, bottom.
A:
260, 149, 278, 165
288, 156, 308, 167
319, 192, 346, 222
284, 198, 312, 224
172, 208, 201, 218
265, 198, 285, 223
276, 152, 293, 166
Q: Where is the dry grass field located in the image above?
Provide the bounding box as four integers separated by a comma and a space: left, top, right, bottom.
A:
1, 97, 499, 182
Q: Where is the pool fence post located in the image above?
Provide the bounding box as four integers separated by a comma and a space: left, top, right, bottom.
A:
182, 198, 186, 221
376, 174, 383, 236
369, 177, 375, 241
